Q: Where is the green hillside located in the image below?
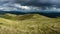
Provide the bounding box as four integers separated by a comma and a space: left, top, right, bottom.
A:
0, 13, 60, 34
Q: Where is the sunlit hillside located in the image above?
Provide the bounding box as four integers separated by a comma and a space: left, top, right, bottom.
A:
0, 13, 60, 34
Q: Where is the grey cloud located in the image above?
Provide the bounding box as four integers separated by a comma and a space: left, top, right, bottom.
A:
0, 0, 60, 11
14, 0, 60, 7
0, 0, 60, 6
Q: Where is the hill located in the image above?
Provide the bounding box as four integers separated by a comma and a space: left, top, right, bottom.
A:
0, 14, 60, 34
0, 11, 60, 18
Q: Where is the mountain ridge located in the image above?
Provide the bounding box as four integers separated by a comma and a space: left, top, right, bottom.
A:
0, 11, 60, 18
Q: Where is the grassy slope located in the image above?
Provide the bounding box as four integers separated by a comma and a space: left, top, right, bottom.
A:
0, 14, 60, 34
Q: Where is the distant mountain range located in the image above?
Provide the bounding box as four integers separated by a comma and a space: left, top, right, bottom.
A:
0, 11, 60, 18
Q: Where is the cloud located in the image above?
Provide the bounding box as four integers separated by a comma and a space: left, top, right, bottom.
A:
0, 0, 60, 12
0, 0, 60, 7
14, 0, 60, 7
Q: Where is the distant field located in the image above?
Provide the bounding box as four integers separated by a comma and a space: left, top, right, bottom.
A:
0, 13, 60, 34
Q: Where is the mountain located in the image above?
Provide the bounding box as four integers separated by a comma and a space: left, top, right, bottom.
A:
0, 10, 60, 18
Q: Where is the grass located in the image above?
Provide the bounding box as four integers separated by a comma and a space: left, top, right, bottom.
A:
0, 13, 60, 34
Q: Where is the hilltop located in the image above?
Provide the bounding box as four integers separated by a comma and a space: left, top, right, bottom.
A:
0, 13, 60, 34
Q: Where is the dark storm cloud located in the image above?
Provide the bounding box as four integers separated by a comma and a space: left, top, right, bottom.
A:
0, 0, 60, 7
0, 0, 60, 11
15, 0, 48, 6
15, 0, 60, 7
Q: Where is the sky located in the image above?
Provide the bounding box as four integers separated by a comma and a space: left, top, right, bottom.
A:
0, 0, 60, 12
